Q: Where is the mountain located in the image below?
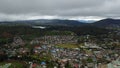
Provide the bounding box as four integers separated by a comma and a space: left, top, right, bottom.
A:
93, 18, 120, 29
0, 19, 114, 36
0, 18, 120, 30
0, 19, 85, 27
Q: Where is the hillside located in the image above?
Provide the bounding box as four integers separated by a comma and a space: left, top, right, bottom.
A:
93, 18, 120, 29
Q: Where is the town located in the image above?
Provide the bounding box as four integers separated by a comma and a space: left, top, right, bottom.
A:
0, 0, 120, 68
0, 32, 120, 68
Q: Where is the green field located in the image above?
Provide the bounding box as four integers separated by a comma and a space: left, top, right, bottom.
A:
56, 43, 79, 49
0, 61, 28, 68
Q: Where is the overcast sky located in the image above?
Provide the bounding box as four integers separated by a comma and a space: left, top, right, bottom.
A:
0, 0, 120, 21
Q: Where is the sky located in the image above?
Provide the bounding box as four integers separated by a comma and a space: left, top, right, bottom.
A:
0, 0, 120, 21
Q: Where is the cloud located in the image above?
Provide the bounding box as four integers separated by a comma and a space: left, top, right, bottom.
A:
0, 0, 120, 21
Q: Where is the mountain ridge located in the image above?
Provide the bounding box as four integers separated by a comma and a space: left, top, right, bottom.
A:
92, 18, 120, 29
0, 18, 120, 29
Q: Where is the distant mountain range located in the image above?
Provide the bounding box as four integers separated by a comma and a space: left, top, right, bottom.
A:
0, 18, 120, 29
0, 19, 85, 26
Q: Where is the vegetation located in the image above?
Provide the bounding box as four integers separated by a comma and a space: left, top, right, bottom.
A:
0, 61, 28, 68
56, 43, 79, 48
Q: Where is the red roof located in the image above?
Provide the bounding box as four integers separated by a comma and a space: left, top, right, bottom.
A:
32, 63, 37, 68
